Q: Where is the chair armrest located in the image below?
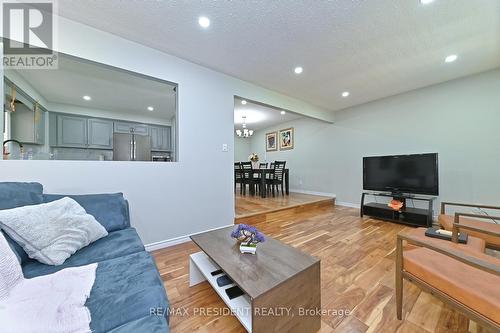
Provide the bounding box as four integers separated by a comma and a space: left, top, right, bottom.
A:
397, 232, 500, 276
451, 212, 500, 243
441, 201, 500, 214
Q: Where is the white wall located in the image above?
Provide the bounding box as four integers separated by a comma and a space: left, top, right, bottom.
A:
234, 135, 252, 162
250, 69, 500, 209
0, 17, 332, 245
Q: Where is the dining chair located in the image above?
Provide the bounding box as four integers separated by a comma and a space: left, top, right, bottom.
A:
259, 162, 268, 169
234, 162, 243, 194
241, 162, 260, 195
266, 161, 286, 197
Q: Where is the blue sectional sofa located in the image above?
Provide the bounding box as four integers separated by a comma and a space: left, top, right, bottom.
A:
0, 182, 170, 333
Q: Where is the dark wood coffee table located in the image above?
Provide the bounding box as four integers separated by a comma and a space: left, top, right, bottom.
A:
189, 226, 321, 333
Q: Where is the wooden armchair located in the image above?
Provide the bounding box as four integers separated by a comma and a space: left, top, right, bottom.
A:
440, 202, 500, 250
396, 228, 500, 332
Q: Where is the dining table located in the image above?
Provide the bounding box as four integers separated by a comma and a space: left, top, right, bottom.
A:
244, 168, 290, 198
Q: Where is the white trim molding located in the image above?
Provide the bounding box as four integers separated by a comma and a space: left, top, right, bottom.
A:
145, 224, 234, 252
289, 189, 337, 198
336, 201, 360, 209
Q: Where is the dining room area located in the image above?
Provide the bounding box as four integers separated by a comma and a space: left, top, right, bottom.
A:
233, 97, 335, 222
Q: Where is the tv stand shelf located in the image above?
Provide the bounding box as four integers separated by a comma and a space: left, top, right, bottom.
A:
361, 192, 435, 227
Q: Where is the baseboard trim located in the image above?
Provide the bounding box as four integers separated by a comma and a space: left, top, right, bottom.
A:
289, 189, 337, 198
336, 201, 360, 209
145, 224, 234, 252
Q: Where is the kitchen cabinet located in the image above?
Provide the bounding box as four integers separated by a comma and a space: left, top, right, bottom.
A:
114, 121, 149, 136
150, 125, 171, 151
10, 102, 45, 145
56, 114, 88, 148
34, 110, 45, 145
88, 119, 113, 149
50, 113, 113, 149
48, 113, 168, 153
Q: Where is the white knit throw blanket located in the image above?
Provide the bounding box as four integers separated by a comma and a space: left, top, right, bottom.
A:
0, 232, 97, 333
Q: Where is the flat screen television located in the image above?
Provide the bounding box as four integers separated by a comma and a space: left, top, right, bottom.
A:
363, 153, 439, 195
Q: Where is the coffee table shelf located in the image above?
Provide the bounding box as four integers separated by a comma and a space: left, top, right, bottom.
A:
190, 227, 320, 333
189, 251, 252, 332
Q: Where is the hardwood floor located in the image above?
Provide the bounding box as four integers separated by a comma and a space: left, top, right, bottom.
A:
153, 204, 473, 333
235, 188, 334, 218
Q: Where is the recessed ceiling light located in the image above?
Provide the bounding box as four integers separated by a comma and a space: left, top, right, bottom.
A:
241, 100, 247, 105
294, 66, 303, 74
198, 16, 210, 28
342, 91, 350, 97
280, 110, 286, 115
83, 95, 91, 101
445, 54, 458, 63
419, 0, 435, 4
147, 106, 154, 111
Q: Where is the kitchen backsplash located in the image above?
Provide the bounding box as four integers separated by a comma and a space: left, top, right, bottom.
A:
13, 145, 114, 161
52, 148, 114, 161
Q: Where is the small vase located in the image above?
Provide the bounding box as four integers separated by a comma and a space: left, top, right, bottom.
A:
239, 242, 257, 254
252, 161, 259, 169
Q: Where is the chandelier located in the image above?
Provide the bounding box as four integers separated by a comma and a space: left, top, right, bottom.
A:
235, 115, 254, 138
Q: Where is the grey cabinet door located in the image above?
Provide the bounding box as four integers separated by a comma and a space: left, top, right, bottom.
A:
161, 126, 171, 151
10, 104, 45, 145
150, 126, 171, 151
34, 110, 45, 145
88, 119, 113, 149
10, 103, 34, 144
57, 115, 88, 148
114, 121, 149, 135
150, 126, 162, 150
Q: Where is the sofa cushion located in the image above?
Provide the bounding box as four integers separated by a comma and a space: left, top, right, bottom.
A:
22, 228, 145, 278
0, 182, 44, 264
43, 193, 130, 232
0, 182, 43, 210
85, 251, 169, 333
404, 247, 500, 324
107, 316, 169, 333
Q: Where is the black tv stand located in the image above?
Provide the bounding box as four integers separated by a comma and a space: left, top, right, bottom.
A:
360, 192, 435, 227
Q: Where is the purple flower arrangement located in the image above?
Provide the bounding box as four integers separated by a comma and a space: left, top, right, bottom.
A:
231, 224, 265, 245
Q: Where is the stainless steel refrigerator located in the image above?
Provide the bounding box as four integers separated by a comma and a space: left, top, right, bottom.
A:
113, 133, 152, 161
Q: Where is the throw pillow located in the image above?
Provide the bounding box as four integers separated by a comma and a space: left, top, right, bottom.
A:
0, 197, 108, 266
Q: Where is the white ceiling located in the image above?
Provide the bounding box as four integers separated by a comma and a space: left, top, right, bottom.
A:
234, 98, 303, 131
14, 54, 177, 119
57, 1, 500, 112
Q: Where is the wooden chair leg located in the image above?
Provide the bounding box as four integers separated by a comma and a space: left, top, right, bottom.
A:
396, 236, 403, 320
281, 182, 284, 196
